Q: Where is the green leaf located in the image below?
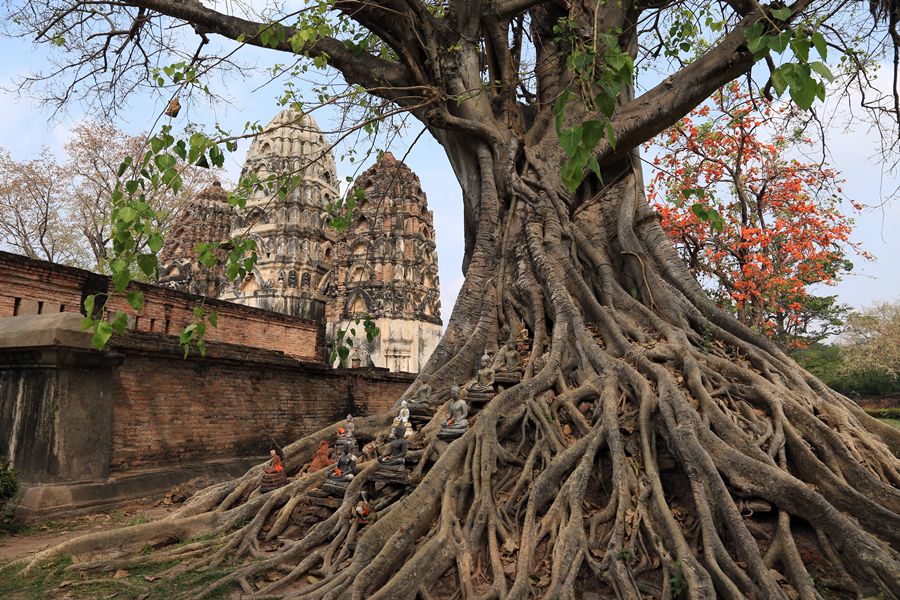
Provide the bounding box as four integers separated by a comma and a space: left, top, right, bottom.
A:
581, 120, 605, 149
605, 121, 617, 150
111, 310, 129, 334
811, 31, 828, 60
92, 321, 113, 350
83, 294, 96, 318
116, 156, 132, 177
767, 31, 791, 53
147, 233, 165, 254
771, 67, 789, 96
790, 36, 810, 62
559, 126, 581, 155
137, 253, 158, 277
208, 311, 218, 327
81, 317, 94, 331
770, 7, 792, 20
554, 90, 572, 133
118, 206, 137, 223
109, 258, 128, 274
112, 269, 131, 292
154, 154, 177, 171
126, 291, 145, 311
587, 156, 602, 180
809, 61, 834, 82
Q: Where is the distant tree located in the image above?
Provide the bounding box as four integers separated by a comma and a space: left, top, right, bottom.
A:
64, 121, 219, 270
840, 301, 900, 378
648, 83, 862, 346
0, 148, 90, 266
0, 122, 219, 271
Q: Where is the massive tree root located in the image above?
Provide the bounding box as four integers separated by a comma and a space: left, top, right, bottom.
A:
21, 149, 900, 599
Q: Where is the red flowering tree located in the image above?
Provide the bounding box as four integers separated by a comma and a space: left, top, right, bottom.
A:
648, 83, 866, 345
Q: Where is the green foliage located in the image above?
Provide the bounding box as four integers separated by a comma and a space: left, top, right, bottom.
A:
744, 20, 832, 109
553, 19, 633, 191
866, 408, 900, 419
79, 121, 256, 356
792, 342, 900, 397
670, 560, 686, 597
330, 317, 381, 367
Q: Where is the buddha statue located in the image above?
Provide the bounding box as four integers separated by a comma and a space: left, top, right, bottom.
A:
378, 423, 409, 468
260, 443, 287, 492
308, 440, 333, 472
398, 400, 410, 425
413, 382, 432, 404
438, 385, 470, 440
516, 320, 530, 344
497, 342, 523, 373
467, 351, 495, 394
353, 494, 373, 525
336, 414, 358, 452
328, 440, 358, 482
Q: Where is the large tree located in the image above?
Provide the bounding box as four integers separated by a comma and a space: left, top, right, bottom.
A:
6, 0, 900, 598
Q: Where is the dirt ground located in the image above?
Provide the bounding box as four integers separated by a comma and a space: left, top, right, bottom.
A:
0, 502, 175, 563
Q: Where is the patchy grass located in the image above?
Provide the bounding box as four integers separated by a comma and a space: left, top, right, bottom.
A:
877, 417, 900, 429
0, 556, 233, 599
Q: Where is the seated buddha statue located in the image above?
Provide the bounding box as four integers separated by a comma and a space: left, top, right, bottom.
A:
308, 440, 333, 472
468, 351, 495, 393
495, 341, 523, 377
398, 400, 410, 425
438, 386, 470, 440
378, 423, 409, 468
412, 382, 432, 404
328, 440, 358, 482
260, 444, 287, 492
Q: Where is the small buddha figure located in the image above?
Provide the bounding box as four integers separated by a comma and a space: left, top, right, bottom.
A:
353, 494, 373, 525
439, 385, 470, 440
378, 423, 409, 468
412, 382, 432, 404
398, 400, 410, 425
336, 414, 358, 452
495, 341, 523, 377
260, 443, 287, 492
362, 438, 381, 461
516, 320, 530, 344
467, 351, 495, 394
308, 440, 333, 472
328, 440, 358, 482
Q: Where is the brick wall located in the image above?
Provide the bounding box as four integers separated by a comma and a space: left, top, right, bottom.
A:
107, 333, 413, 471
0, 251, 325, 362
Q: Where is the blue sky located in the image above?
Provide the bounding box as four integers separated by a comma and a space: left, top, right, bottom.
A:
0, 31, 897, 326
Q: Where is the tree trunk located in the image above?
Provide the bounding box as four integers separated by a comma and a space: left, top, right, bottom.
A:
22, 137, 900, 600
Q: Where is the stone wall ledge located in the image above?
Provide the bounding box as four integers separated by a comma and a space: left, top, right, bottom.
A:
15, 456, 265, 522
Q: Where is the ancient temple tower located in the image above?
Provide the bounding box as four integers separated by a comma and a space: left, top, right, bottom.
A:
219, 109, 339, 321
326, 152, 442, 372
158, 181, 232, 296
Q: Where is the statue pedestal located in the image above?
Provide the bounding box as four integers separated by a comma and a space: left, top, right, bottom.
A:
371, 465, 407, 485
494, 373, 522, 386
466, 390, 493, 405
319, 479, 351, 497
437, 428, 467, 441
259, 471, 286, 493
408, 403, 433, 428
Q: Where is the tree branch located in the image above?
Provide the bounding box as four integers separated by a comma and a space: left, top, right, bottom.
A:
126, 0, 415, 100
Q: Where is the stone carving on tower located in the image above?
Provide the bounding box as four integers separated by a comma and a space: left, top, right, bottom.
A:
219, 109, 338, 322
158, 181, 232, 296
325, 152, 442, 373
